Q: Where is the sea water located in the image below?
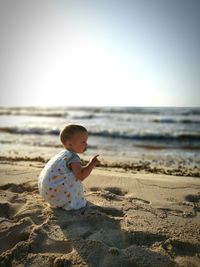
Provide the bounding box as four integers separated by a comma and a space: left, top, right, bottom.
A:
0, 106, 199, 167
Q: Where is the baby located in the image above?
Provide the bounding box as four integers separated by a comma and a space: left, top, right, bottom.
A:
38, 124, 100, 210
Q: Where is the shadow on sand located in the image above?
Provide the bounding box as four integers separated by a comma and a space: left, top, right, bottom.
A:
52, 201, 175, 267
1, 183, 199, 266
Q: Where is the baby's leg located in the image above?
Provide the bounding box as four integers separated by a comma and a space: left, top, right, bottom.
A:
40, 183, 70, 208
52, 183, 72, 208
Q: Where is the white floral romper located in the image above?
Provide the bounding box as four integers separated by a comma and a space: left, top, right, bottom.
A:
38, 150, 87, 210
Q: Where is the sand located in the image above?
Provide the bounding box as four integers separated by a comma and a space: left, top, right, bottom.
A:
0, 159, 200, 267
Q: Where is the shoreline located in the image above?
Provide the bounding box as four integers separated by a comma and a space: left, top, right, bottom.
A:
0, 154, 199, 177
0, 159, 200, 266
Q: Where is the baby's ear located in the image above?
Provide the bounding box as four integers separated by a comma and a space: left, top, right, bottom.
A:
64, 140, 70, 146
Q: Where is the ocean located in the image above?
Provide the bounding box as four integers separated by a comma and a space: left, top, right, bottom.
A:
0, 106, 200, 171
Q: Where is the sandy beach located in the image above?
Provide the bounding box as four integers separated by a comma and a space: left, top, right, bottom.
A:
0, 0, 200, 262
0, 158, 200, 267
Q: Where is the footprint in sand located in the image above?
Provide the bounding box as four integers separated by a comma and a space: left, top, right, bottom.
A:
0, 183, 45, 224
104, 187, 150, 205
0, 190, 26, 220
29, 225, 73, 254
185, 192, 200, 204
0, 217, 32, 254
184, 192, 200, 215
104, 187, 128, 196
0, 202, 13, 219
0, 183, 38, 193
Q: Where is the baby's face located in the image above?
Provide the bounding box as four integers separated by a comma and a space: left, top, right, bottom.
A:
68, 131, 88, 153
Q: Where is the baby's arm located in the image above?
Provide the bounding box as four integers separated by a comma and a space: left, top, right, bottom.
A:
70, 155, 100, 181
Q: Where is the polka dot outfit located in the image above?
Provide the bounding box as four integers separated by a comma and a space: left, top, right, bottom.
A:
38, 150, 86, 210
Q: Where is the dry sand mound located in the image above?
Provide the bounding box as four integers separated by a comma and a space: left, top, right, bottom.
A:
0, 180, 200, 267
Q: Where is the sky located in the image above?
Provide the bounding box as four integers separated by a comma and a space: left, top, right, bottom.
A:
0, 0, 200, 107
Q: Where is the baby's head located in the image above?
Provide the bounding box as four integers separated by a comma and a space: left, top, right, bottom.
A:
60, 124, 88, 153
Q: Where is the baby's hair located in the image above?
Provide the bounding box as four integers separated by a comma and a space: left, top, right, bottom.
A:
60, 124, 87, 145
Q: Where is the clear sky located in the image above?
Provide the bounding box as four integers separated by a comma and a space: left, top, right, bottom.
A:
0, 0, 200, 107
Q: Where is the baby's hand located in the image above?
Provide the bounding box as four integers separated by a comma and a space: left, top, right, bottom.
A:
90, 154, 100, 166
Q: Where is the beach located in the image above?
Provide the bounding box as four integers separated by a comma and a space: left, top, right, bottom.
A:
1, 0, 200, 262
0, 106, 200, 266
0, 156, 200, 267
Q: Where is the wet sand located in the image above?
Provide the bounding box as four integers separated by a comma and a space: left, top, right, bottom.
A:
0, 159, 200, 267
